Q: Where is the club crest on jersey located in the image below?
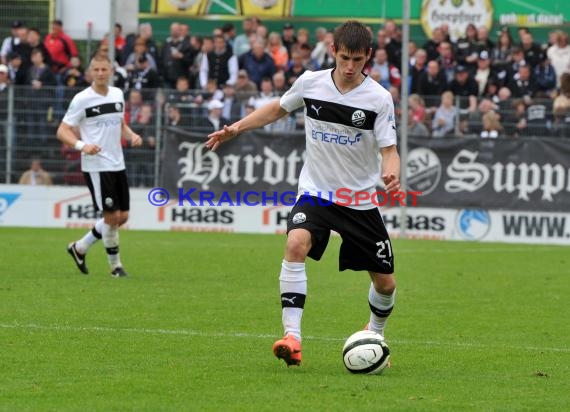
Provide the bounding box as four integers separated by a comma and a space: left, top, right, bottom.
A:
105, 197, 114, 208
292, 212, 306, 224
115, 103, 123, 112
352, 110, 366, 127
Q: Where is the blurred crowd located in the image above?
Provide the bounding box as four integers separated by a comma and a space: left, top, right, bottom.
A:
2, 17, 570, 185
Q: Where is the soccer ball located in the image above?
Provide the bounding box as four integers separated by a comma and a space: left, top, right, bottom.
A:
342, 330, 390, 375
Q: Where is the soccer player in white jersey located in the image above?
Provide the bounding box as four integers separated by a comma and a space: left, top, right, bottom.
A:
57, 55, 142, 277
207, 21, 400, 367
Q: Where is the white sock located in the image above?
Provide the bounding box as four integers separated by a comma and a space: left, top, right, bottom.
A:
102, 223, 121, 269
368, 284, 396, 336
75, 218, 104, 254
279, 260, 307, 342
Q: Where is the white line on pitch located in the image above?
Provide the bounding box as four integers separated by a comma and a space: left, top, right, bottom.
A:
1, 322, 569, 353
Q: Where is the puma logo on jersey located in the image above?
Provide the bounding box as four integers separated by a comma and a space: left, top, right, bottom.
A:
381, 259, 392, 267
92, 107, 101, 114
311, 104, 322, 116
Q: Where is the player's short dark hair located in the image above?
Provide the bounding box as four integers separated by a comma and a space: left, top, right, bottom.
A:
333, 20, 371, 54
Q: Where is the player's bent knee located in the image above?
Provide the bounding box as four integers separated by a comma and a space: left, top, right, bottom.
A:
371, 273, 396, 295
285, 230, 312, 261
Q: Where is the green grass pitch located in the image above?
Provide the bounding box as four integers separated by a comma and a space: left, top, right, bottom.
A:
1, 228, 569, 411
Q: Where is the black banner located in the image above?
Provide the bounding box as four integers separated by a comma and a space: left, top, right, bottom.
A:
161, 127, 570, 212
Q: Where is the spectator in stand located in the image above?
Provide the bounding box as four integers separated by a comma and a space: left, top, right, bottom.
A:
423, 26, 445, 62
199, 99, 230, 133
408, 93, 426, 125
166, 104, 190, 128
233, 17, 258, 57
317, 31, 335, 70
466, 98, 498, 136
480, 111, 502, 138
407, 108, 430, 137
520, 30, 542, 68
222, 23, 236, 51
100, 23, 127, 64
437, 41, 457, 83
482, 79, 500, 104
43, 19, 78, 78
234, 69, 258, 104
11, 24, 31, 72
474, 50, 495, 97
272, 70, 288, 94
26, 28, 51, 69
455, 23, 479, 73
124, 36, 158, 74
166, 76, 199, 104
123, 23, 159, 67
547, 30, 570, 88
476, 26, 495, 52
383, 19, 402, 69
491, 28, 515, 88
267, 32, 289, 72
187, 34, 204, 89
161, 22, 193, 89
221, 82, 243, 122
432, 91, 458, 137
281, 23, 297, 58
553, 72, 570, 137
1, 21, 25, 64
370, 48, 401, 90
310, 27, 329, 65
239, 37, 276, 89
7, 52, 26, 85
534, 52, 557, 96
255, 24, 269, 43
249, 77, 278, 111
417, 60, 447, 109
62, 56, 86, 88
127, 54, 160, 102
285, 50, 307, 88
0, 64, 9, 89
124, 89, 144, 125
25, 48, 56, 144
126, 103, 155, 188
371, 29, 388, 68
200, 34, 238, 89
298, 43, 320, 71
510, 98, 528, 137
508, 63, 536, 99
19, 159, 53, 185
409, 48, 427, 94
524, 94, 553, 137
447, 65, 478, 116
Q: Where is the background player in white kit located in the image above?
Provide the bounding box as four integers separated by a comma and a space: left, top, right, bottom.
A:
57, 55, 142, 277
207, 21, 400, 367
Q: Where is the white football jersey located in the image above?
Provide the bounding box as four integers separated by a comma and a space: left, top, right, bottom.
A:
62, 86, 126, 172
280, 69, 397, 209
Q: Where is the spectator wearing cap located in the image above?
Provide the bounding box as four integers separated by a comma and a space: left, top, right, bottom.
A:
474, 50, 496, 97
447, 65, 478, 114
547, 30, 570, 88
127, 53, 160, 102
43, 19, 78, 75
161, 22, 193, 89
238, 38, 276, 89
234, 69, 258, 103
0, 21, 25, 64
200, 99, 230, 133
281, 23, 297, 58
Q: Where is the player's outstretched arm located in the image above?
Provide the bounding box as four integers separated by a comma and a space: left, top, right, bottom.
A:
206, 99, 288, 151
380, 145, 401, 194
